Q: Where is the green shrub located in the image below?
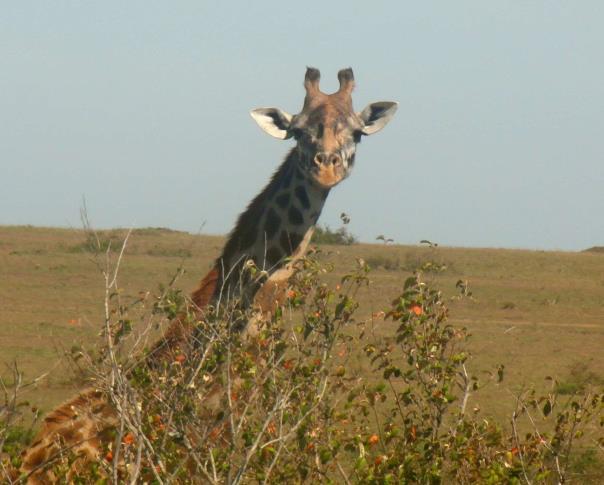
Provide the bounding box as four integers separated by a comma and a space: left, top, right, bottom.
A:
145, 246, 192, 258
365, 255, 402, 271
3, 252, 603, 483
132, 227, 184, 236
64, 231, 123, 253
401, 250, 449, 273
311, 225, 357, 245
555, 362, 603, 395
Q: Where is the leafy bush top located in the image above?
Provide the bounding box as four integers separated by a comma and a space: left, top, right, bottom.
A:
2, 247, 603, 483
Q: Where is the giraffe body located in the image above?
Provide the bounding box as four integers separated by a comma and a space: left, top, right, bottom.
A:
16, 68, 397, 482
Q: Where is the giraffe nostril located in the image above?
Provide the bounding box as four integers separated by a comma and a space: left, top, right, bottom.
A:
314, 152, 341, 166
329, 154, 341, 165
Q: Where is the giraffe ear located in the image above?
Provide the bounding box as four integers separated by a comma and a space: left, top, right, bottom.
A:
359, 102, 398, 135
250, 108, 293, 139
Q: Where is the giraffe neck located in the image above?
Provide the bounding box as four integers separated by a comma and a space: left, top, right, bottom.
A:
212, 148, 329, 306
19, 152, 332, 480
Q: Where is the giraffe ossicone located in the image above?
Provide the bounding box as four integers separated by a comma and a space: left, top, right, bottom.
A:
17, 67, 397, 482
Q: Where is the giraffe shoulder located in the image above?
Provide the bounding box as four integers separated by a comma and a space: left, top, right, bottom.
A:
191, 266, 220, 309
38, 388, 107, 431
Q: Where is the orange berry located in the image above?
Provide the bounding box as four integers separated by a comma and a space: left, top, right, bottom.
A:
409, 304, 423, 316
368, 434, 379, 446
174, 354, 186, 364
122, 433, 135, 445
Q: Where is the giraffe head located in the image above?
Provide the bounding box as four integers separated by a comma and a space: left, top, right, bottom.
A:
250, 67, 397, 189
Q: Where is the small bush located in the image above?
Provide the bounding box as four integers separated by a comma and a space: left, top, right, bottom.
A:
145, 246, 192, 258
311, 225, 357, 245
570, 447, 604, 481
8, 248, 47, 256
555, 381, 582, 396
64, 231, 124, 254
365, 255, 402, 271
132, 227, 185, 236
555, 362, 603, 395
1, 426, 35, 459
400, 249, 450, 273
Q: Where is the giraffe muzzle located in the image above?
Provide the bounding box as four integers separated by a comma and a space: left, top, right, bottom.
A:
314, 152, 342, 167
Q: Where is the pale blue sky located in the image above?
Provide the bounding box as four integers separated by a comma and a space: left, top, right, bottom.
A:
2, 1, 603, 250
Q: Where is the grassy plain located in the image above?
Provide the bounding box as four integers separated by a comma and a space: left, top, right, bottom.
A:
1, 225, 603, 427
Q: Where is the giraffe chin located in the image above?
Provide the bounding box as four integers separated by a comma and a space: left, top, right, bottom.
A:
310, 164, 348, 189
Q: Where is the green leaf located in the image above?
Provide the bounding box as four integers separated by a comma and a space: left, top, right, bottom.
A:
319, 448, 332, 464
404, 276, 417, 290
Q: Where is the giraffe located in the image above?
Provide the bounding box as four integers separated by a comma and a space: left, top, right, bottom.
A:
15, 67, 397, 483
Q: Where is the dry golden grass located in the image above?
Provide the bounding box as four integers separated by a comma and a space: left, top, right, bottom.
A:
1, 225, 603, 423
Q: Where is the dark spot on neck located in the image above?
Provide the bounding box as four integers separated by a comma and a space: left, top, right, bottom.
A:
265, 247, 283, 267
294, 185, 311, 210
280, 230, 303, 254
275, 192, 290, 209
288, 206, 304, 226
264, 208, 281, 239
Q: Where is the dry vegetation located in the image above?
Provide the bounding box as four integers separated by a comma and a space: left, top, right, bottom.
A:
1, 225, 603, 481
